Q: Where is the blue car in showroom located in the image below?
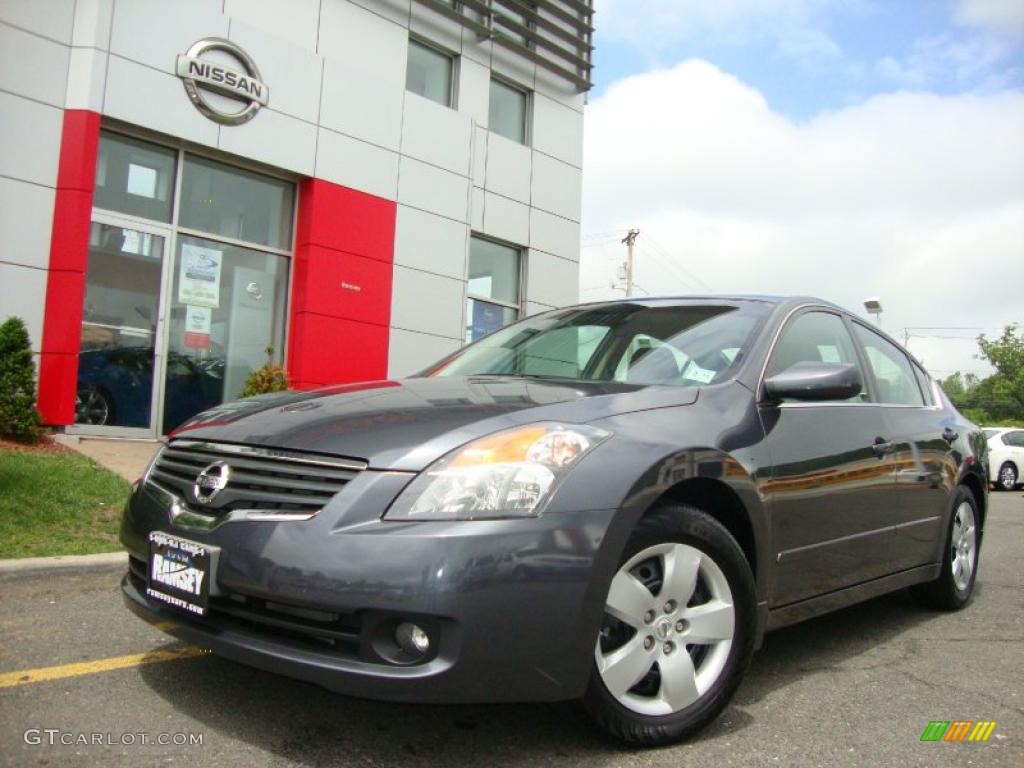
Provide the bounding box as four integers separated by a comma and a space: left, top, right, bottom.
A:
120, 296, 987, 745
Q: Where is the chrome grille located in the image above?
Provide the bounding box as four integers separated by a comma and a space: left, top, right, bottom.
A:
148, 440, 366, 514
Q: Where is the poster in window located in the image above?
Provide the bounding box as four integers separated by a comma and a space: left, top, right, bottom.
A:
183, 304, 212, 350
178, 243, 222, 308
471, 301, 505, 341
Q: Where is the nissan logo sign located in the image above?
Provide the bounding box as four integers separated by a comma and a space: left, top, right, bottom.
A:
175, 38, 268, 125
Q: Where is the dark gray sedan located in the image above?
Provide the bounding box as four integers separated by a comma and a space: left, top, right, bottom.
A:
120, 296, 988, 746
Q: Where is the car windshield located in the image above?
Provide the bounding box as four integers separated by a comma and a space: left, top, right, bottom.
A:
423, 302, 770, 387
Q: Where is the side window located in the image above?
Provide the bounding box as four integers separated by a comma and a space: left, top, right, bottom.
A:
766, 311, 867, 401
911, 362, 936, 406
852, 324, 925, 406
1006, 431, 1024, 448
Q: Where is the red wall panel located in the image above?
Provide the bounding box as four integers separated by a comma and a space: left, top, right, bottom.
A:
37, 110, 101, 426
288, 178, 396, 388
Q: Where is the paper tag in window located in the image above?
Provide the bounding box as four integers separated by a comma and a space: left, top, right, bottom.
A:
179, 244, 222, 308
683, 362, 715, 384
184, 304, 212, 350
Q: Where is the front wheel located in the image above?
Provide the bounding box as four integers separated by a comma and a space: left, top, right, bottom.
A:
582, 504, 756, 747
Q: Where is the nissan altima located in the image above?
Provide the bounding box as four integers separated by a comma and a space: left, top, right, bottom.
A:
120, 296, 988, 746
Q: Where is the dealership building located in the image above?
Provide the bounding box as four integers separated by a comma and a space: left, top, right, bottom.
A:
0, 0, 592, 437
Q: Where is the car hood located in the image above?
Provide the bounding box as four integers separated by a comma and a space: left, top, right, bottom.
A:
170, 376, 699, 471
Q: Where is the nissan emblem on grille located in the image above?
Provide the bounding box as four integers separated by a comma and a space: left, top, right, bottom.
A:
193, 461, 230, 504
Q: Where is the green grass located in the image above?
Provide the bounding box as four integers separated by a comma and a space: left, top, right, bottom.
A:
0, 449, 131, 558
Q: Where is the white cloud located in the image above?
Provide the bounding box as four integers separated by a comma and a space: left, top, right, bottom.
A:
593, 0, 845, 60
954, 0, 1024, 43
580, 60, 1024, 376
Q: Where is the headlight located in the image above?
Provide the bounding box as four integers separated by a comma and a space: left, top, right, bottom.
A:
384, 423, 611, 521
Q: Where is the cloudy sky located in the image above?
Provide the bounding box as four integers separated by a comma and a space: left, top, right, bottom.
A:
579, 0, 1024, 378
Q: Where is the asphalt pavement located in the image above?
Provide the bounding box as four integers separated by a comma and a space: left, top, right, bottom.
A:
1, 494, 1021, 767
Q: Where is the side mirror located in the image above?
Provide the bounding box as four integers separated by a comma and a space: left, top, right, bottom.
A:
764, 361, 862, 402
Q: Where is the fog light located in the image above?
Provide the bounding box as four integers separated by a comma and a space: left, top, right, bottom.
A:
395, 622, 430, 656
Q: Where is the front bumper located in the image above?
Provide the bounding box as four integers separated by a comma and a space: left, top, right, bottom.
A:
120, 470, 619, 704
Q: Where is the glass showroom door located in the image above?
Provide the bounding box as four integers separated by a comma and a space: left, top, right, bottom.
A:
72, 219, 170, 437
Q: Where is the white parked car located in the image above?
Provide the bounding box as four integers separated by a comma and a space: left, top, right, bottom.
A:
984, 427, 1024, 491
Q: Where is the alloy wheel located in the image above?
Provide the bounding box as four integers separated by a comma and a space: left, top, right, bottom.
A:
950, 501, 977, 592
595, 542, 735, 716
999, 463, 1017, 491
75, 388, 110, 425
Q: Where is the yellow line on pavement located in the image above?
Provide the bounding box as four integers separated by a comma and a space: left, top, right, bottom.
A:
0, 646, 209, 689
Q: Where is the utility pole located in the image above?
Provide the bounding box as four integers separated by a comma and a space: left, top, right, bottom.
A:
621, 228, 639, 296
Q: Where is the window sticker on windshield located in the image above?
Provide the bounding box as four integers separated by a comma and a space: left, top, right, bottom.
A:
817, 345, 841, 363
683, 362, 715, 383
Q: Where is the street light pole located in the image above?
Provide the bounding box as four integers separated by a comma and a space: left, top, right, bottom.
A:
621, 228, 639, 297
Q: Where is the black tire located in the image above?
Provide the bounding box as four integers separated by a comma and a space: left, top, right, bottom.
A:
581, 504, 757, 747
909, 486, 981, 610
996, 462, 1018, 491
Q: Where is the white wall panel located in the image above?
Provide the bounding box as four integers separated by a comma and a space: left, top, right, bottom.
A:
319, 2, 407, 150
64, 46, 107, 111
228, 20, 323, 124
470, 186, 484, 231
482, 192, 529, 246
532, 92, 584, 169
390, 265, 465, 339
0, 177, 55, 270
71, 0, 113, 49
108, 0, 227, 74
388, 328, 460, 378
409, 3, 462, 55
345, 0, 411, 28
401, 94, 471, 176
218, 107, 316, 176
104, 56, 218, 147
485, 133, 531, 203
397, 156, 469, 222
0, 263, 47, 351
530, 209, 580, 262
458, 56, 489, 127
394, 205, 468, 280
531, 152, 581, 222
225, 0, 320, 51
0, 92, 61, 187
0, 23, 69, 107
316, 128, 400, 200
0, 0, 74, 43
526, 250, 578, 307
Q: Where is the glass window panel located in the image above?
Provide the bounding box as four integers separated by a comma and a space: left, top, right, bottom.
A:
163, 234, 289, 433
767, 311, 867, 401
406, 39, 453, 107
852, 324, 925, 406
489, 78, 528, 144
911, 362, 935, 406
93, 132, 176, 222
468, 236, 520, 305
76, 223, 165, 429
179, 154, 295, 249
466, 298, 518, 343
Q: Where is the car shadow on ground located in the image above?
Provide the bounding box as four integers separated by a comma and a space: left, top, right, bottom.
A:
138, 589, 939, 765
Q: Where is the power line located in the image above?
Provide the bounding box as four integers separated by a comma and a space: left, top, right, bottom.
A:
641, 235, 714, 292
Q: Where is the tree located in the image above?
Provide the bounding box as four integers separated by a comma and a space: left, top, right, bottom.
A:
0, 316, 42, 443
978, 324, 1024, 414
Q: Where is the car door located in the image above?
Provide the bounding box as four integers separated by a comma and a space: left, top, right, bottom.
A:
759, 309, 897, 607
850, 322, 954, 571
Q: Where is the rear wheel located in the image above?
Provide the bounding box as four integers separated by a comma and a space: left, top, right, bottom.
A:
582, 504, 756, 746
997, 462, 1017, 491
910, 486, 980, 610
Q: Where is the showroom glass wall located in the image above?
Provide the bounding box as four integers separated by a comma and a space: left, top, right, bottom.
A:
73, 130, 294, 437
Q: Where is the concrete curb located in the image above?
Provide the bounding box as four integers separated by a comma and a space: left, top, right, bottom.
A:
0, 551, 126, 573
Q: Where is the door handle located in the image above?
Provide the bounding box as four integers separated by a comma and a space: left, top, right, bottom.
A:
872, 437, 894, 458
942, 427, 959, 444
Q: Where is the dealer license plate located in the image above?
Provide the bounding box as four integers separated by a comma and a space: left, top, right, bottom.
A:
147, 531, 211, 616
